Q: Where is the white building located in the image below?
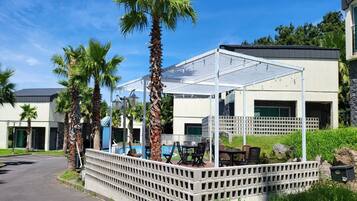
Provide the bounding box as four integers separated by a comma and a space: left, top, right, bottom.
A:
342, 0, 357, 125
173, 45, 339, 135
0, 88, 64, 150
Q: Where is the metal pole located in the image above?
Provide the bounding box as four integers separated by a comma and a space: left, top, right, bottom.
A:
123, 97, 127, 155
301, 71, 307, 161
142, 79, 147, 158
214, 49, 220, 168
209, 95, 212, 163
243, 87, 247, 145
109, 88, 113, 153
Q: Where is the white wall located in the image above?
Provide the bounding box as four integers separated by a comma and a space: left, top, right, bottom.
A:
173, 57, 339, 133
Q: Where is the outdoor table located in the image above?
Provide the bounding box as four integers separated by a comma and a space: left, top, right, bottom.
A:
181, 145, 198, 163
219, 149, 246, 166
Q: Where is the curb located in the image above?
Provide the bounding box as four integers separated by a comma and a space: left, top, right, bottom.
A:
0, 153, 31, 158
56, 175, 112, 201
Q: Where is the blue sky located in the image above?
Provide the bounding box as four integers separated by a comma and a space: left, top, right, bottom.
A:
0, 0, 341, 102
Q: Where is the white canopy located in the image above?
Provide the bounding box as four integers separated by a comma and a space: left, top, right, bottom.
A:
117, 48, 303, 95
115, 48, 307, 167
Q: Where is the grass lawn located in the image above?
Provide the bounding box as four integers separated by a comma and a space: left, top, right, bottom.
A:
0, 149, 64, 157
221, 127, 357, 162
58, 170, 84, 189
0, 149, 28, 156
270, 182, 357, 201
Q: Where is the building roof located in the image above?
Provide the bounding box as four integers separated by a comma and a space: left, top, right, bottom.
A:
219, 45, 340, 60
342, 0, 354, 10
15, 88, 64, 103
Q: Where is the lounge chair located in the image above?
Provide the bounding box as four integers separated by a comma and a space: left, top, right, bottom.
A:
127, 142, 142, 158
163, 143, 176, 164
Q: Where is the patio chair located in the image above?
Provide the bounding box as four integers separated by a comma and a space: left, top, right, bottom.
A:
237, 147, 261, 165
242, 144, 251, 159
163, 143, 176, 164
177, 142, 189, 165
192, 142, 206, 167
247, 147, 261, 164
212, 145, 231, 167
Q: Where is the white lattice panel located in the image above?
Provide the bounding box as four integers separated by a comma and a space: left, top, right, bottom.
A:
202, 116, 319, 137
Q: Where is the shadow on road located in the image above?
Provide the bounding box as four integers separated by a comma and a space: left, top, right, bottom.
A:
4, 161, 35, 166
0, 169, 11, 174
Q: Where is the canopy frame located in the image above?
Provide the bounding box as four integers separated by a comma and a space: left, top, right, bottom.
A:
114, 48, 306, 167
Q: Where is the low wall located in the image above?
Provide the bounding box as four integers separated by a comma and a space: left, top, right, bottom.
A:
85, 149, 319, 201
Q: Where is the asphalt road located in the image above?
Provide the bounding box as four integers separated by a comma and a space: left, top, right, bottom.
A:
0, 155, 97, 201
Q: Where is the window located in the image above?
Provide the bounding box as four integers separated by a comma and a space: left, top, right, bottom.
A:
353, 6, 357, 53
254, 106, 291, 117
184, 123, 202, 135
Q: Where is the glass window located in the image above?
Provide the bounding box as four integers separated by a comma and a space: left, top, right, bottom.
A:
254, 107, 291, 117
184, 123, 202, 135
353, 6, 357, 52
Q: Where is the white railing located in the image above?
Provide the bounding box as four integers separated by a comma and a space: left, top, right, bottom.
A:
85, 149, 319, 201
202, 116, 319, 136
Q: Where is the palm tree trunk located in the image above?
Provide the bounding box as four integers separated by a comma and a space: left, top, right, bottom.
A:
68, 86, 81, 170
63, 112, 69, 153
92, 81, 101, 150
26, 119, 32, 152
149, 17, 163, 161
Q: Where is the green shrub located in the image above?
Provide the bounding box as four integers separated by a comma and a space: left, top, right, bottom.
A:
283, 127, 357, 162
270, 182, 357, 201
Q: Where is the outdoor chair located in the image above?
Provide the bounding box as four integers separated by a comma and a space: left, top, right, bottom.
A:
163, 143, 176, 164
247, 147, 261, 164
177, 142, 189, 165
237, 147, 261, 165
242, 144, 251, 159
192, 142, 206, 167
212, 145, 231, 167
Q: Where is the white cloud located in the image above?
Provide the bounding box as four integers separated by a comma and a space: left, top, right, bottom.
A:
25, 57, 39, 66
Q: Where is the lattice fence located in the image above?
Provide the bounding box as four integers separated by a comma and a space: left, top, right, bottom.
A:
202, 116, 319, 137
85, 149, 319, 201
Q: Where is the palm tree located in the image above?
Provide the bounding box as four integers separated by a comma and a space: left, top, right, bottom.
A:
0, 64, 16, 107
84, 39, 122, 150
52, 46, 85, 170
55, 90, 70, 153
115, 0, 196, 161
20, 104, 37, 152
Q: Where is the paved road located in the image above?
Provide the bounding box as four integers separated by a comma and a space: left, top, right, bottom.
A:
0, 155, 97, 201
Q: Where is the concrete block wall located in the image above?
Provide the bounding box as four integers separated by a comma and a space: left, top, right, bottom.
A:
85, 149, 319, 201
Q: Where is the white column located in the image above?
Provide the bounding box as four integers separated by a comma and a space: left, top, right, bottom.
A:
209, 95, 212, 163
214, 49, 220, 168
142, 79, 147, 158
109, 88, 113, 153
301, 71, 307, 161
243, 87, 247, 145
44, 123, 50, 151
